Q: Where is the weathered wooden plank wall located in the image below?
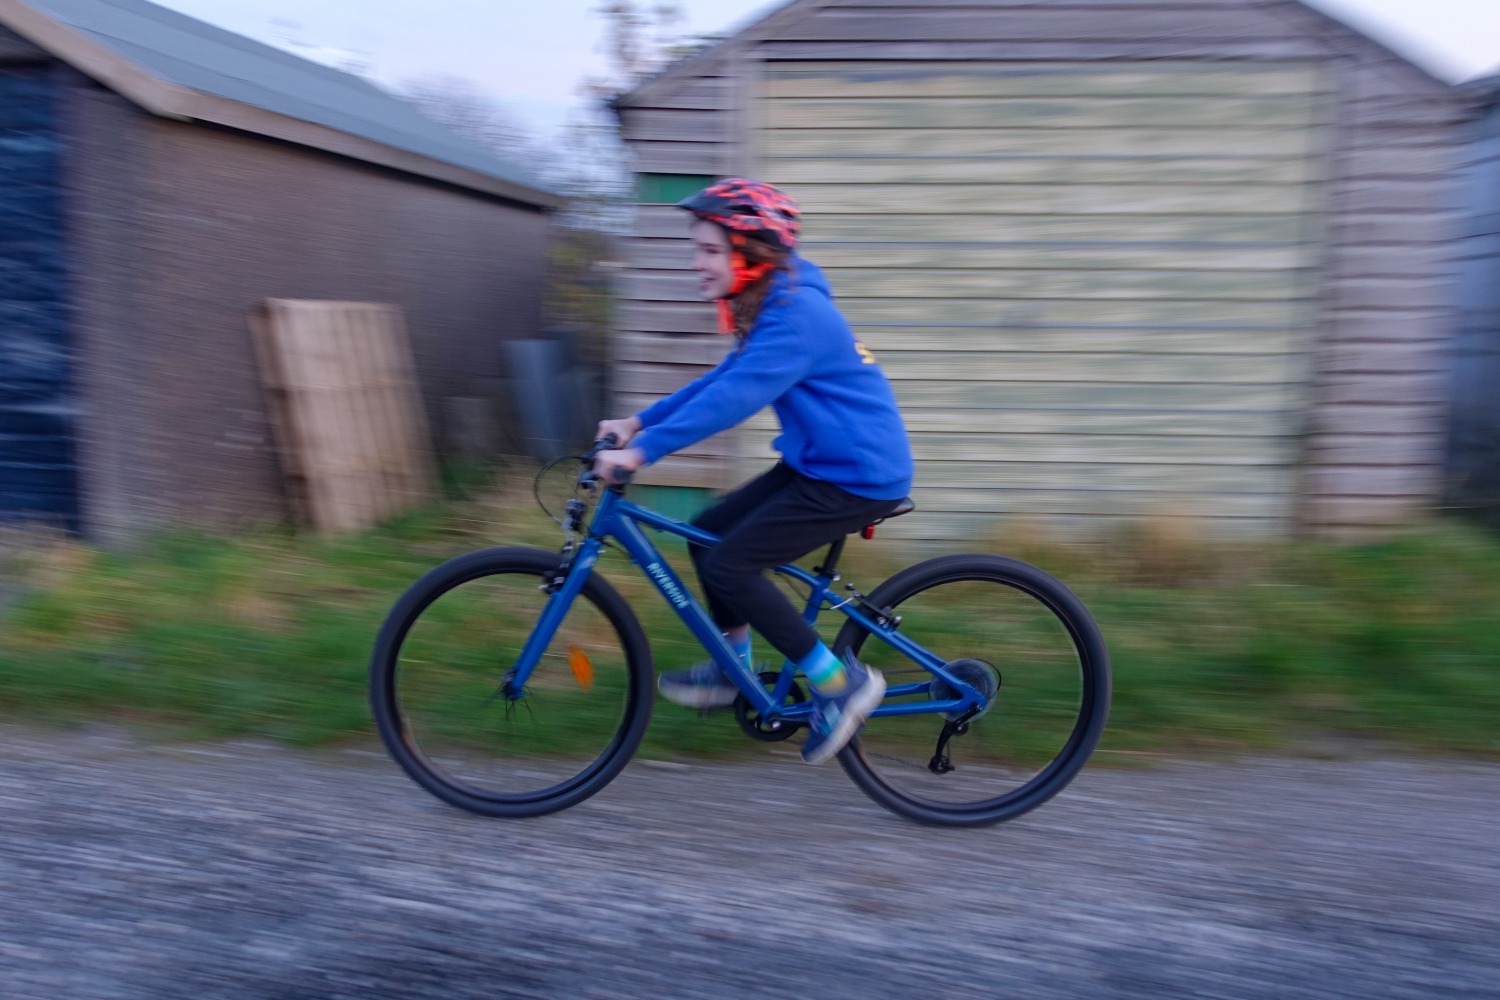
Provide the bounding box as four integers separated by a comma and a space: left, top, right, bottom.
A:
611, 0, 1474, 539
614, 45, 738, 485
749, 59, 1328, 539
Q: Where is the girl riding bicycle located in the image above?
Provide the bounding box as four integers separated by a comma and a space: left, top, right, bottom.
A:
593, 178, 914, 765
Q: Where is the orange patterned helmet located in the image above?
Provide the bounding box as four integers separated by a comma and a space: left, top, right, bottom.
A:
677, 178, 801, 251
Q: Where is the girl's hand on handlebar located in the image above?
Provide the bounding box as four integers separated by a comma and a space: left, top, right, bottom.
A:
595, 416, 642, 448
594, 447, 646, 484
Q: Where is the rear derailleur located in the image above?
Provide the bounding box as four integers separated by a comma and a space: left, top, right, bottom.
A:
928, 707, 981, 775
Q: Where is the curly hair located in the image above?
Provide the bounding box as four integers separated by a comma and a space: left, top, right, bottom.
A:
728, 236, 792, 340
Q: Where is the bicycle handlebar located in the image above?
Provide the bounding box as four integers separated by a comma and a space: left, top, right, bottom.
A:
584, 435, 632, 485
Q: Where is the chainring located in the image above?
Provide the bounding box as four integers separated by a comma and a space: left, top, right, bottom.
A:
734, 670, 808, 742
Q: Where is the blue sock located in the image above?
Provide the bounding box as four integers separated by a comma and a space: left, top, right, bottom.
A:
728, 632, 752, 666
796, 642, 847, 694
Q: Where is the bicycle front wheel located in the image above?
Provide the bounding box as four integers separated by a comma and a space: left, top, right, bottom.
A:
832, 553, 1110, 827
370, 547, 653, 817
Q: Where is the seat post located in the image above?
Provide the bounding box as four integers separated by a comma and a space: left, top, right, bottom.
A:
814, 536, 847, 578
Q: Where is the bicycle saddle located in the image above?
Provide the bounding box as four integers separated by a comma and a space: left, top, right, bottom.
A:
861, 497, 915, 539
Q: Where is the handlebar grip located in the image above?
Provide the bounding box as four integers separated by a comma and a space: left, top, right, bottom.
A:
585, 435, 633, 485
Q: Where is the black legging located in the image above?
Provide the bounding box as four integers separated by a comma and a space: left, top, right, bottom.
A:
689, 463, 902, 662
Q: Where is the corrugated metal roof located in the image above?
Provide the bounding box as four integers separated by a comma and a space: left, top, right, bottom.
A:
16, 0, 558, 203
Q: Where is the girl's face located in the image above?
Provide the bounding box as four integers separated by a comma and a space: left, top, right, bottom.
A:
690, 220, 733, 301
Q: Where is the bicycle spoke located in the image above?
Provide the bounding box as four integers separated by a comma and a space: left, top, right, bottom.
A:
371, 548, 652, 817
835, 553, 1109, 826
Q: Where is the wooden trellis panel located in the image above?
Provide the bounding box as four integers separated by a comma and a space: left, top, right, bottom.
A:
251, 299, 436, 533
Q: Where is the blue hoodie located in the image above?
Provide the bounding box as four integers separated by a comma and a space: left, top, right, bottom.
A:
631, 257, 913, 501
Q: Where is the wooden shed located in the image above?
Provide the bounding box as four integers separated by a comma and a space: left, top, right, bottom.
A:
612, 0, 1484, 543
1446, 77, 1500, 523
0, 0, 561, 541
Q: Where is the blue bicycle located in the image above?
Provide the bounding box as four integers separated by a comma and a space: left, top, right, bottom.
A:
370, 440, 1110, 827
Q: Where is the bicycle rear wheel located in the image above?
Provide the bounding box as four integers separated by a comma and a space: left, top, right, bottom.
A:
832, 553, 1109, 827
370, 547, 653, 817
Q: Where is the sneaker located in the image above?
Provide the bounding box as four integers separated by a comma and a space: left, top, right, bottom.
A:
658, 660, 741, 709
801, 655, 886, 765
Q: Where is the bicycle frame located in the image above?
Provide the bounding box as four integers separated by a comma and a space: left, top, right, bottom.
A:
509, 485, 986, 724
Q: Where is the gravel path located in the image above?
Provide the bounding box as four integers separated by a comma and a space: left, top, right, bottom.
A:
1, 727, 1497, 999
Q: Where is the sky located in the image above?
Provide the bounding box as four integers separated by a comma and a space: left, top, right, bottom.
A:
151, 0, 1500, 142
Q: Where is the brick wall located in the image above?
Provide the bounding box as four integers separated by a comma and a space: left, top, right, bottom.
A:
57, 68, 552, 538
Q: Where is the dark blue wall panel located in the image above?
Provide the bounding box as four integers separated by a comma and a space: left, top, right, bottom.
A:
1447, 101, 1500, 522
0, 63, 79, 531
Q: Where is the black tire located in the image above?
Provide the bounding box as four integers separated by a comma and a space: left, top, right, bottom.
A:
832, 553, 1110, 827
370, 547, 654, 817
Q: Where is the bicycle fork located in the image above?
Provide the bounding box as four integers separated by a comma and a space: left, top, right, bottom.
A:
494, 537, 605, 701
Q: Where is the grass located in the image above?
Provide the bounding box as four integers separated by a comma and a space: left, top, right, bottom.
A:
1, 470, 1498, 762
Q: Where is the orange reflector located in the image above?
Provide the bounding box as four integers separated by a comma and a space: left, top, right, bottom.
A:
567, 645, 594, 690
